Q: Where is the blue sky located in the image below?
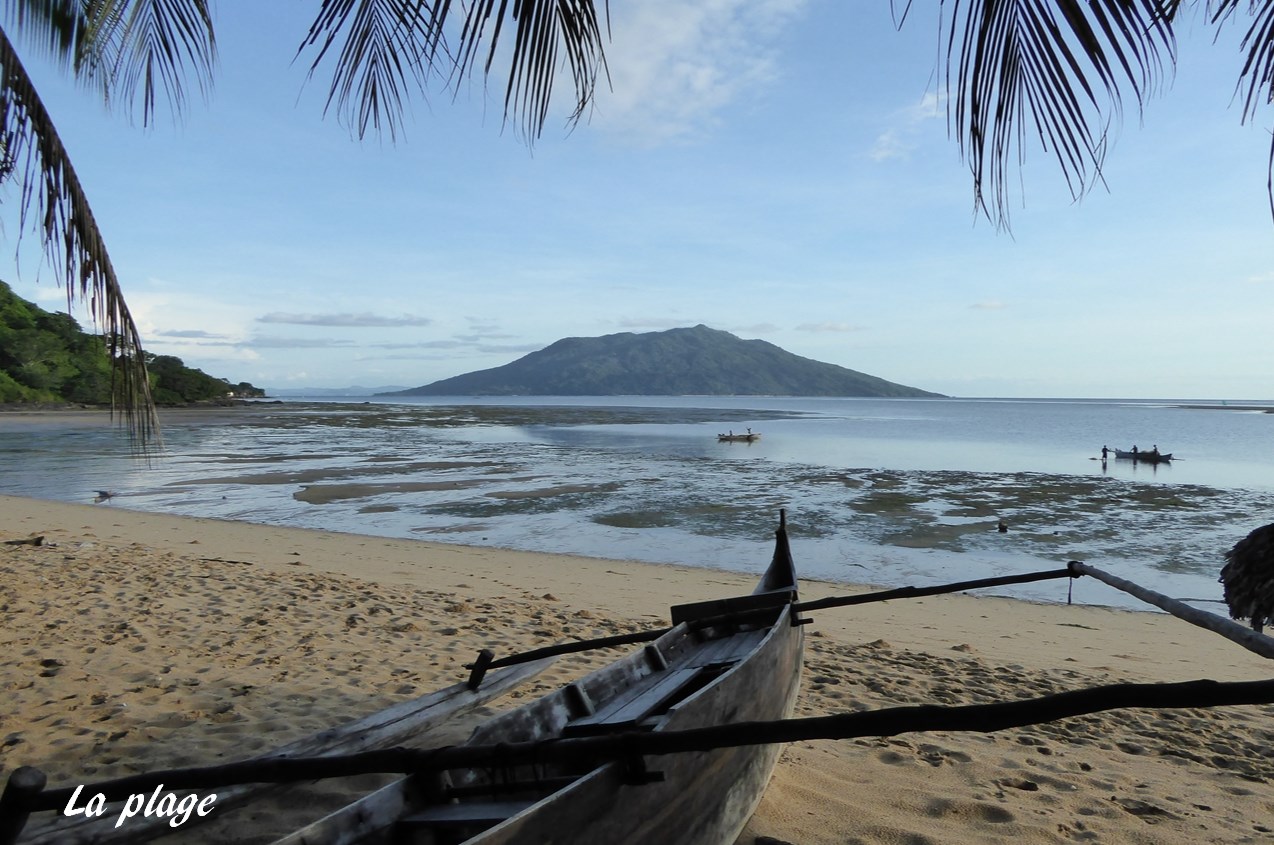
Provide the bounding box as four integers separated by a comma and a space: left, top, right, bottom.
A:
4, 2, 1272, 399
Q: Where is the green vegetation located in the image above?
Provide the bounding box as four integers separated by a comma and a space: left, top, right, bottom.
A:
389, 325, 943, 398
0, 281, 263, 405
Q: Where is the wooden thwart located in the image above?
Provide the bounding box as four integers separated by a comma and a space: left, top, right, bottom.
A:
564, 667, 701, 736
401, 800, 537, 829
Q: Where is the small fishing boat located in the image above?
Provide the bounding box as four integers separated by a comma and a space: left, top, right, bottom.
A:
1114, 449, 1173, 463
717, 431, 760, 442
274, 513, 803, 845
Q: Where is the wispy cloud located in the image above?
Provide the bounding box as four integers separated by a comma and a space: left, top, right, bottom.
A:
795, 321, 864, 333
596, 1, 809, 144
373, 340, 467, 350
152, 329, 229, 339
870, 92, 944, 161
248, 336, 358, 348
476, 342, 543, 354
729, 322, 781, 334
970, 300, 1007, 310
258, 312, 432, 327
370, 339, 541, 355
454, 332, 517, 342
616, 316, 704, 330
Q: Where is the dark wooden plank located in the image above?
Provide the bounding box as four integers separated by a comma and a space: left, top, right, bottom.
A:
564, 668, 701, 735
400, 800, 535, 828
271, 780, 410, 845
685, 629, 767, 668
669, 589, 791, 626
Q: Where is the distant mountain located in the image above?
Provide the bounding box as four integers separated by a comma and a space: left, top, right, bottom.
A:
385, 325, 942, 398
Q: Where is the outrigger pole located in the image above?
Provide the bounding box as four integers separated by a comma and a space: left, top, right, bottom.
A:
467, 565, 1081, 686
472, 563, 1274, 681
6, 675, 1274, 822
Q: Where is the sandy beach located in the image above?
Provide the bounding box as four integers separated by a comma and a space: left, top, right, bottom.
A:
2, 492, 1272, 844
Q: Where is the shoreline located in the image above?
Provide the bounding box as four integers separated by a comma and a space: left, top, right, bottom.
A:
3, 493, 1273, 843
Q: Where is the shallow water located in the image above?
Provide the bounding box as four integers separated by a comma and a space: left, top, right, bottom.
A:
3, 396, 1273, 611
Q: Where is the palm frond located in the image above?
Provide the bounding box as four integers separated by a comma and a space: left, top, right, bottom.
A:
1210, 0, 1274, 216
78, 0, 217, 125
2, 1, 86, 68
301, 0, 609, 142
301, 0, 437, 141
0, 24, 159, 446
939, 0, 1178, 229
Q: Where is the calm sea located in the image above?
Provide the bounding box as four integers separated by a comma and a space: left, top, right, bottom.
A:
4, 396, 1274, 612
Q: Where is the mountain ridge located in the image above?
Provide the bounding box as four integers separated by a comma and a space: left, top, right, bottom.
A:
385, 325, 942, 398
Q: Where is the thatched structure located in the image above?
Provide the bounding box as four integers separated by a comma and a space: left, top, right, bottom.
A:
1220, 524, 1274, 633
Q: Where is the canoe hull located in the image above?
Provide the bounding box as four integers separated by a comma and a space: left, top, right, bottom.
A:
275, 517, 802, 845
466, 605, 803, 845
1113, 450, 1172, 463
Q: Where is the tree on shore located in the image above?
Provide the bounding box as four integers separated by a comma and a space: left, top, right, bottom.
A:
2, 2, 1271, 442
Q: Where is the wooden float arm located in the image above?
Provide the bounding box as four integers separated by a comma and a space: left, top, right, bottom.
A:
7, 674, 1274, 821
793, 567, 1077, 613
1068, 561, 1274, 660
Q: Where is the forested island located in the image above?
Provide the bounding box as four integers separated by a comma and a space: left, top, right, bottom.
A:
0, 282, 263, 406
388, 325, 941, 398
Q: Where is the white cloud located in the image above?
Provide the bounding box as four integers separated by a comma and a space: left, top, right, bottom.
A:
594, 0, 809, 143
970, 300, 1007, 310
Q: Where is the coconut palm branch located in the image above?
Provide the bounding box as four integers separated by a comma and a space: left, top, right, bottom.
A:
1210, 0, 1274, 215
0, 22, 161, 444
900, 0, 1177, 228
299, 0, 610, 143
0, 0, 215, 447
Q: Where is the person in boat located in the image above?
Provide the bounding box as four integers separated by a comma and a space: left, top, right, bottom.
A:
1152, 444, 1160, 457
1132, 445, 1139, 456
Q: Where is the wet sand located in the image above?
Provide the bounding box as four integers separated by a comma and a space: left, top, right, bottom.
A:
2, 493, 1273, 844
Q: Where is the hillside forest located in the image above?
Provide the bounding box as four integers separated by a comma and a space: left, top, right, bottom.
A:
0, 282, 263, 405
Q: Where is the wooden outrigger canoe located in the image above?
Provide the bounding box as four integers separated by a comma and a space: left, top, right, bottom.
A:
717, 432, 760, 442
274, 513, 803, 845
1114, 449, 1172, 463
